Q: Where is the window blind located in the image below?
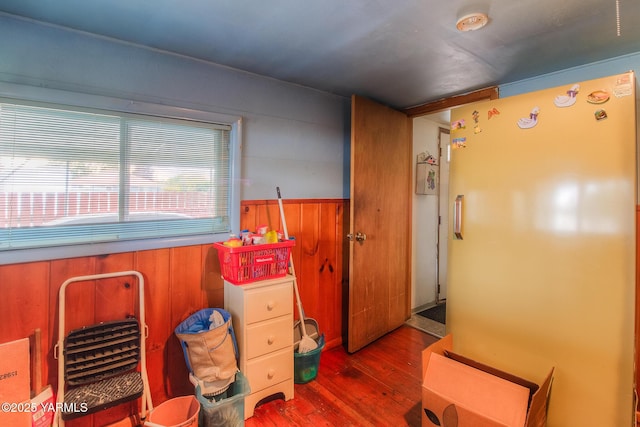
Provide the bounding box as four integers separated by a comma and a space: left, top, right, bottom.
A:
0, 101, 232, 251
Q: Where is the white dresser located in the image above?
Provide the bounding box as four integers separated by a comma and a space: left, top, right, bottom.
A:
224, 275, 294, 418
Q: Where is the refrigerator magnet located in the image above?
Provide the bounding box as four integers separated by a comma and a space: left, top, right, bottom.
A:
554, 84, 580, 107
586, 90, 609, 104
452, 137, 466, 149
594, 109, 607, 121
451, 119, 466, 131
517, 107, 540, 129
614, 74, 633, 97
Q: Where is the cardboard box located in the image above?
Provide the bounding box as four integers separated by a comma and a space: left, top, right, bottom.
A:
0, 338, 31, 427
0, 400, 33, 427
422, 335, 553, 427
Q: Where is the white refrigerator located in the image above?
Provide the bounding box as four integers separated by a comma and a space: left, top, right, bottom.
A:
447, 72, 636, 426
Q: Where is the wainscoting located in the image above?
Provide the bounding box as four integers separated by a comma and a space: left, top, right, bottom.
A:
0, 198, 348, 427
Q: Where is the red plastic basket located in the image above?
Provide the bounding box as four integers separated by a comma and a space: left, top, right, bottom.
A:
214, 240, 295, 285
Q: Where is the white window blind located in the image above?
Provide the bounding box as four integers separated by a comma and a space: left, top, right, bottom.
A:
0, 100, 232, 251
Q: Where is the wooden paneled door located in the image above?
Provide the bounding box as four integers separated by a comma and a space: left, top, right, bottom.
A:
347, 95, 412, 353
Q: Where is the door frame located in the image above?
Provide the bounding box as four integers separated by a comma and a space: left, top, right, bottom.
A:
436, 126, 450, 304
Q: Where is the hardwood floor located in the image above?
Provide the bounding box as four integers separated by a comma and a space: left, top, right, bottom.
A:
245, 325, 439, 426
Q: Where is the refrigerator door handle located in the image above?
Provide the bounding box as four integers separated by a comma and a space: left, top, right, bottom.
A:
453, 195, 464, 240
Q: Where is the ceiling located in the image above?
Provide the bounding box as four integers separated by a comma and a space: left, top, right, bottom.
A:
1, 0, 639, 110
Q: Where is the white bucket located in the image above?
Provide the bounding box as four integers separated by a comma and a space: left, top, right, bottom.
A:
145, 395, 200, 427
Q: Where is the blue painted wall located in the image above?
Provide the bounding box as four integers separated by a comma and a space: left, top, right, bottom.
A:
500, 52, 640, 98
0, 14, 351, 201
1, 13, 638, 204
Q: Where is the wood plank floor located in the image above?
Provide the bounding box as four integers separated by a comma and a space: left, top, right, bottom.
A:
245, 325, 439, 427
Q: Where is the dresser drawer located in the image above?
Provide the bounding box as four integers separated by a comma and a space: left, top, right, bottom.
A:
246, 347, 293, 393
244, 281, 292, 323
245, 315, 293, 359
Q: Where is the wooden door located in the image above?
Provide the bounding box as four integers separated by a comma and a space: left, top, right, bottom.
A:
347, 95, 412, 352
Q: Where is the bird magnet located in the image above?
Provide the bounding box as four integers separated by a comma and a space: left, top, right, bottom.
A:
517, 107, 539, 129
554, 84, 579, 107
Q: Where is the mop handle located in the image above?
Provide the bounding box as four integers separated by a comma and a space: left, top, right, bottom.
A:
276, 187, 310, 337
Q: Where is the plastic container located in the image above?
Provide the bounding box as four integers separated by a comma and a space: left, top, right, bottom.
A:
196, 371, 251, 427
214, 240, 294, 284
145, 395, 200, 427
294, 334, 325, 384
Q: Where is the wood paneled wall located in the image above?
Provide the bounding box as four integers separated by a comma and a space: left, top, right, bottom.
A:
239, 198, 349, 351
0, 198, 348, 426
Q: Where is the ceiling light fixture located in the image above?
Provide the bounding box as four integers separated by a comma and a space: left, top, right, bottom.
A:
456, 12, 489, 32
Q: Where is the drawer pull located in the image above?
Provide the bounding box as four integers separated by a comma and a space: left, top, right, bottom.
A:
267, 336, 275, 345
266, 301, 275, 310
267, 369, 275, 379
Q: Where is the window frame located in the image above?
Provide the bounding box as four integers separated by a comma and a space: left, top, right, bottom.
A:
0, 82, 242, 265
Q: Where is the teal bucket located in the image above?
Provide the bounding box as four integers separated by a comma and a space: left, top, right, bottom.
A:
293, 334, 325, 384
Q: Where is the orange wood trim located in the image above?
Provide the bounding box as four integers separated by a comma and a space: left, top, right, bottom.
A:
636, 206, 640, 414
403, 86, 499, 118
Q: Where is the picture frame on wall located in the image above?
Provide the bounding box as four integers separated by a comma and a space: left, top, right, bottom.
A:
416, 162, 438, 195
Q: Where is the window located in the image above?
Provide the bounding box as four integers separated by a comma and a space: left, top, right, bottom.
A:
0, 99, 236, 258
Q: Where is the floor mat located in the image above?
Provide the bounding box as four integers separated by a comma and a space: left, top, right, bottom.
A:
417, 303, 446, 324
405, 315, 444, 338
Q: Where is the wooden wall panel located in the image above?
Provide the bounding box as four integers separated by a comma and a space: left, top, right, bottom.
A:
240, 204, 258, 233
319, 202, 342, 347
166, 245, 207, 398
135, 248, 171, 404
300, 203, 320, 320
0, 262, 49, 344
48, 257, 97, 391
0, 198, 348, 426
282, 202, 302, 285
240, 199, 349, 349
94, 253, 136, 323
202, 245, 225, 309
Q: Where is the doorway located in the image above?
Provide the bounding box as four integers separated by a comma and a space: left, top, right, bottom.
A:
407, 112, 450, 337
403, 87, 497, 338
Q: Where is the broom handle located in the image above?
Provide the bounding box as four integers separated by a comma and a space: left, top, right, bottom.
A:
276, 187, 310, 338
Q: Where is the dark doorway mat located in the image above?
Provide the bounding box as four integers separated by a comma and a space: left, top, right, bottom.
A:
417, 303, 446, 324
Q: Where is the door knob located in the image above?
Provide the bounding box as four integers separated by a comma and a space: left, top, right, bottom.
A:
347, 232, 367, 242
